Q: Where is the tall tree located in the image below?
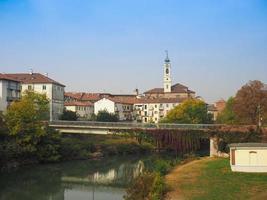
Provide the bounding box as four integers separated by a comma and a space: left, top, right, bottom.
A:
233, 80, 267, 125
162, 99, 212, 124
216, 97, 236, 124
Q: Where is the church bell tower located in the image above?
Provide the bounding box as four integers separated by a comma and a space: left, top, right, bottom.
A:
163, 50, 172, 93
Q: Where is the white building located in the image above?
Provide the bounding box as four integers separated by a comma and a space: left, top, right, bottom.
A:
134, 98, 182, 123
94, 97, 133, 121
229, 143, 267, 173
6, 72, 65, 120
0, 74, 21, 112
64, 101, 94, 119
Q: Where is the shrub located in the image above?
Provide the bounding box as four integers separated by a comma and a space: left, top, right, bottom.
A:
124, 172, 165, 200
60, 109, 78, 121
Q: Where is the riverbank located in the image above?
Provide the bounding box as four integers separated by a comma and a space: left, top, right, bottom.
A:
165, 157, 267, 200
0, 133, 154, 171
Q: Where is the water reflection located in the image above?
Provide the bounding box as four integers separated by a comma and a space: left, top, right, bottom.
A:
0, 157, 145, 200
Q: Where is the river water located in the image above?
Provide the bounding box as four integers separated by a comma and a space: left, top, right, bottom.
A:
0, 156, 150, 200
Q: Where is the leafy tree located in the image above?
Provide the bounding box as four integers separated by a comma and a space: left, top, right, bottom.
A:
4, 91, 61, 162
233, 80, 267, 125
161, 99, 212, 124
216, 97, 236, 124
96, 110, 119, 122
60, 109, 78, 121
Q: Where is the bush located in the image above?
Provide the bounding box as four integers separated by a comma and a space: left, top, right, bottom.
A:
124, 172, 165, 200
60, 137, 96, 160
96, 110, 119, 122
60, 109, 78, 121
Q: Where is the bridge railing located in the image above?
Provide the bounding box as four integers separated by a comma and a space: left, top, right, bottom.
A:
50, 120, 222, 129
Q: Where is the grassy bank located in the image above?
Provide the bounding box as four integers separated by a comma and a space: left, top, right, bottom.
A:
165, 158, 267, 200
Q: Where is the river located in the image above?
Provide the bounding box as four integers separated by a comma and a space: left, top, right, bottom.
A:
0, 156, 152, 200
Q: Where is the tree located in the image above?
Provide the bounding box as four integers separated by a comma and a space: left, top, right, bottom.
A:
216, 97, 236, 124
5, 90, 49, 135
161, 99, 212, 124
96, 110, 119, 122
60, 109, 78, 121
4, 91, 61, 162
233, 80, 267, 125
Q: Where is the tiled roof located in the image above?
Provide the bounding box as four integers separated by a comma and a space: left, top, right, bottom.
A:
64, 101, 93, 107
0, 73, 20, 82
6, 73, 65, 87
100, 97, 136, 105
144, 83, 195, 94
65, 92, 138, 103
135, 98, 184, 104
65, 92, 85, 100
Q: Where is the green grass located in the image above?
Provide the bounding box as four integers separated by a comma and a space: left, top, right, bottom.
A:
179, 158, 267, 200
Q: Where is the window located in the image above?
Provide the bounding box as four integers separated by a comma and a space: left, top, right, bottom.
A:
144, 111, 147, 116
155, 105, 157, 108
144, 117, 147, 122
166, 104, 169, 108
28, 85, 32, 90
42, 85, 46, 90
144, 105, 147, 109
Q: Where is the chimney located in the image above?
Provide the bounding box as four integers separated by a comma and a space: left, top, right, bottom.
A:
45, 72, 48, 77
29, 68, 33, 75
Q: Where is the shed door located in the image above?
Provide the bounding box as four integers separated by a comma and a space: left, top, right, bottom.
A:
249, 151, 258, 166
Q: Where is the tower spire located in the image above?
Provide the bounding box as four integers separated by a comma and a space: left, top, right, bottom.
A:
165, 50, 170, 63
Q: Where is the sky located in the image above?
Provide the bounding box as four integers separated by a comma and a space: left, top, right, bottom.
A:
0, 0, 266, 103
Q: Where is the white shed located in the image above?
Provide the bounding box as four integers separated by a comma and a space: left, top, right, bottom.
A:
229, 143, 267, 173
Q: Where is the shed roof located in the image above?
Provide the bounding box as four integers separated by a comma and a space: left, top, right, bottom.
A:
229, 143, 267, 148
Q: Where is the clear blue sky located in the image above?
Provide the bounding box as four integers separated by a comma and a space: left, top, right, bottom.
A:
0, 0, 266, 103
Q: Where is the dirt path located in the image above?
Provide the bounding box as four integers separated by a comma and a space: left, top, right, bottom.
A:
164, 157, 213, 200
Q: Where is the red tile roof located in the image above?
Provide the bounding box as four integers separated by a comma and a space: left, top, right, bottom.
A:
5, 73, 65, 87
64, 101, 93, 107
135, 98, 184, 104
0, 73, 20, 82
144, 83, 195, 94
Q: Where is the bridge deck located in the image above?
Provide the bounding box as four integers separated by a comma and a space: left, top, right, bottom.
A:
50, 120, 222, 131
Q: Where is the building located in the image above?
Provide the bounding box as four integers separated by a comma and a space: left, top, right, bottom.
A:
144, 52, 195, 99
94, 97, 134, 121
134, 98, 182, 123
229, 143, 267, 173
0, 74, 21, 112
208, 99, 226, 121
64, 101, 94, 119
6, 72, 65, 120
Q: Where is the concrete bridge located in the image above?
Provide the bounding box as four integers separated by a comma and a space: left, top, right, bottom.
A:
49, 120, 221, 134
49, 120, 224, 157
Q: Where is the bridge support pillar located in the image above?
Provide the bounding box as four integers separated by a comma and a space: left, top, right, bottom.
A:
210, 137, 219, 157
